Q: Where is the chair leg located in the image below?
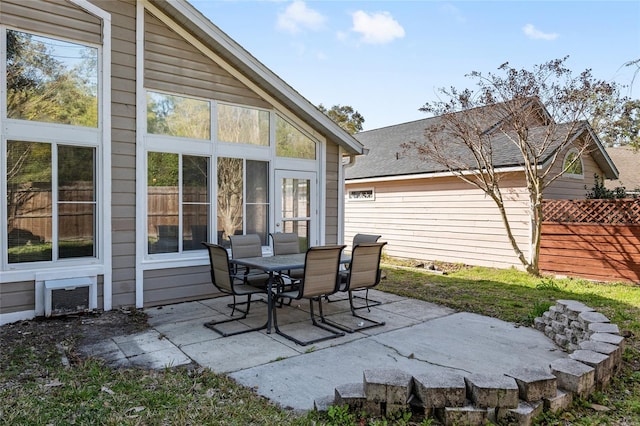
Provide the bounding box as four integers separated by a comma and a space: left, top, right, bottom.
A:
322, 291, 385, 333
326, 289, 381, 309
275, 275, 294, 307
349, 289, 382, 311
205, 294, 268, 337
272, 296, 344, 346
226, 296, 267, 314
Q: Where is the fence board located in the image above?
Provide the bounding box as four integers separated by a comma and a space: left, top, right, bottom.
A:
540, 199, 640, 284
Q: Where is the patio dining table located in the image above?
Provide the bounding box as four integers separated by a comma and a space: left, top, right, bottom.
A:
230, 253, 351, 334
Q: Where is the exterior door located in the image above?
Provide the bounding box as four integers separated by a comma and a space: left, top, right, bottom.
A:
274, 170, 317, 250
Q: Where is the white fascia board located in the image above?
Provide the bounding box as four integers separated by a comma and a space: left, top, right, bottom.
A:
585, 126, 619, 179
346, 165, 526, 185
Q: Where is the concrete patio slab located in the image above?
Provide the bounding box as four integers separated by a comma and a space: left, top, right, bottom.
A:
182, 331, 299, 373
376, 298, 456, 321
145, 301, 214, 326
79, 293, 569, 413
373, 312, 564, 375
153, 317, 220, 347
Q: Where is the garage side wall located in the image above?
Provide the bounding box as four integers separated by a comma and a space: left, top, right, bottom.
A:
345, 173, 531, 269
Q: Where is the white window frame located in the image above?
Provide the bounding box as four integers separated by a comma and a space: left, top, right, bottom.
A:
139, 92, 323, 270
348, 188, 375, 201
0, 19, 111, 288
562, 148, 584, 179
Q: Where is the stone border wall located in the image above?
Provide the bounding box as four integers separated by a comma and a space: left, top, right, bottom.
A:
315, 300, 625, 426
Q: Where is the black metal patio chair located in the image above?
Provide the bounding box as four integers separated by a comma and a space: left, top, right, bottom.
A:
323, 242, 387, 333
202, 242, 268, 337
272, 245, 346, 346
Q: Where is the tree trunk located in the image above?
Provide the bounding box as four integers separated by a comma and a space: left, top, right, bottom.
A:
491, 193, 535, 274
528, 195, 543, 276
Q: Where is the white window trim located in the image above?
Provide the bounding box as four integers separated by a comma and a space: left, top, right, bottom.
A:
0, 3, 111, 304
562, 148, 584, 179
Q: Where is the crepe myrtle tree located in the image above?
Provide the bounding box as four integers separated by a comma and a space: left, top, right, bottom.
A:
403, 57, 619, 276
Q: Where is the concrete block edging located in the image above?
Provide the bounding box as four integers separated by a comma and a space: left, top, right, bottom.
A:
316, 300, 625, 426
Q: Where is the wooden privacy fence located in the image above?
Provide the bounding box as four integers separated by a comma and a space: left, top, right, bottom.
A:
540, 199, 640, 283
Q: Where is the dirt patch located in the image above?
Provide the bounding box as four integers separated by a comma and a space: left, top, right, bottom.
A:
0, 308, 149, 357
381, 256, 472, 274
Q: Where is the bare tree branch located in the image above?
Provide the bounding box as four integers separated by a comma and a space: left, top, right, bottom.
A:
403, 58, 619, 275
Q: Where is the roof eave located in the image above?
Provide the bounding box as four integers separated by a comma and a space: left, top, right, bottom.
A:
346, 165, 527, 184
148, 0, 364, 155
584, 126, 619, 180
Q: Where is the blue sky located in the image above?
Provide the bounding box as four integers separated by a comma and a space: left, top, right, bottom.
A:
190, 1, 640, 131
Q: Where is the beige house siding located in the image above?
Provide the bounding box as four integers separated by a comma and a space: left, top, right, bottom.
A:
0, 281, 35, 314
345, 174, 531, 269
325, 143, 340, 244
144, 11, 270, 109
2, 0, 102, 44
96, 0, 138, 309
143, 266, 213, 308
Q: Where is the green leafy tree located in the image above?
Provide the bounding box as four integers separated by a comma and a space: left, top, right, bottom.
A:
6, 30, 98, 127
275, 115, 315, 159
318, 104, 365, 134
147, 152, 178, 187
404, 57, 618, 276
586, 174, 628, 199
596, 99, 640, 149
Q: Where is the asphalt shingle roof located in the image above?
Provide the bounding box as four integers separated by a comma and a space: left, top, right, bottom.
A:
605, 146, 640, 192
347, 116, 585, 181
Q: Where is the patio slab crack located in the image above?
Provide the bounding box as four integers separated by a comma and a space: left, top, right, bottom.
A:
377, 340, 472, 375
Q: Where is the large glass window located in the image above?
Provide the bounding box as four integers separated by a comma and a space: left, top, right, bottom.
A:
58, 145, 96, 258
217, 158, 269, 247
183, 156, 210, 250
7, 141, 96, 263
143, 96, 317, 259
6, 30, 98, 127
217, 103, 269, 146
147, 153, 209, 254
147, 91, 211, 140
276, 115, 316, 159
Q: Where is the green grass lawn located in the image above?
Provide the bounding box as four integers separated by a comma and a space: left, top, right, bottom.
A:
1, 260, 639, 425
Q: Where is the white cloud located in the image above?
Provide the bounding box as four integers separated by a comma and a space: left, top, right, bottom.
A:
522, 23, 559, 41
277, 1, 326, 34
351, 10, 405, 45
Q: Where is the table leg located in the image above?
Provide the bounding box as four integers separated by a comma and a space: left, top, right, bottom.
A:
266, 271, 274, 334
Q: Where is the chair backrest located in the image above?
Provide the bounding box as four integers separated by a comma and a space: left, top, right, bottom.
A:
202, 242, 234, 293
191, 225, 208, 245
271, 232, 301, 255
346, 242, 387, 291
229, 234, 262, 259
353, 233, 381, 246
300, 245, 345, 298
